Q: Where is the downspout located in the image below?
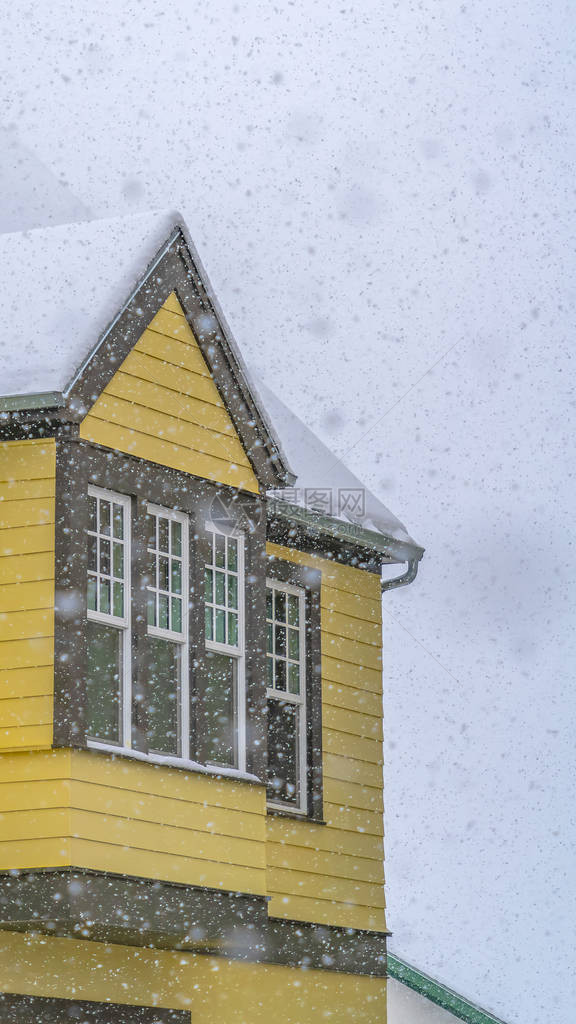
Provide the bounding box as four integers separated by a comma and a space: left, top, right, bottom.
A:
381, 557, 420, 594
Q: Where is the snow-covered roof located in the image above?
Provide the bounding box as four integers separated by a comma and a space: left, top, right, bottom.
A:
0, 210, 183, 400
254, 377, 422, 559
0, 211, 422, 561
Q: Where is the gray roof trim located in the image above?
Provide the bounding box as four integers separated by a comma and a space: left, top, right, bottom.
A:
268, 498, 425, 563
62, 228, 180, 399
174, 226, 296, 486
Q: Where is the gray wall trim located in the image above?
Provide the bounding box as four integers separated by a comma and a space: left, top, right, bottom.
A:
0, 870, 388, 976
0, 992, 187, 1023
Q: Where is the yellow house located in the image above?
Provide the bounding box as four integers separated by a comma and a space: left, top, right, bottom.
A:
0, 211, 423, 1023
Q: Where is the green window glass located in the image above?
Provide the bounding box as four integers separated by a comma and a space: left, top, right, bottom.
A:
147, 637, 180, 756
203, 651, 237, 768
145, 507, 188, 758
86, 621, 122, 744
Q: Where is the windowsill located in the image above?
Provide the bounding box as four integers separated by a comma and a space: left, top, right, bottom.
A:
266, 803, 326, 824
86, 741, 262, 784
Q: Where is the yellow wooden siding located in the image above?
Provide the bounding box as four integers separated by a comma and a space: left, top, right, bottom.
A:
265, 541, 385, 932
79, 293, 259, 494
0, 930, 387, 1023
0, 749, 267, 895
0, 440, 55, 752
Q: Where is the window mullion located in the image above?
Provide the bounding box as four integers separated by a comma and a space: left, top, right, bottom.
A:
130, 497, 150, 753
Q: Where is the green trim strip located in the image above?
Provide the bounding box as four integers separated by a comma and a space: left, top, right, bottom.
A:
0, 391, 65, 412
387, 954, 509, 1024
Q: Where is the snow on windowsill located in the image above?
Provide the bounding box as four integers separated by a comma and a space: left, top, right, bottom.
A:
87, 741, 261, 783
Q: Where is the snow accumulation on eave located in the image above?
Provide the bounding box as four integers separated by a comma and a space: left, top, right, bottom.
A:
0, 209, 183, 403
253, 376, 424, 563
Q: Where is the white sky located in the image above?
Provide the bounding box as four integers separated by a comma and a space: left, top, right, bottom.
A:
2, 2, 575, 1021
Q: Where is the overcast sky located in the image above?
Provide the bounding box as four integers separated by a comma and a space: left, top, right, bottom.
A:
2, 2, 575, 1021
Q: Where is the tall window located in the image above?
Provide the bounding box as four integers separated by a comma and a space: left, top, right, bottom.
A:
146, 504, 189, 757
86, 487, 131, 745
204, 525, 245, 771
266, 580, 307, 813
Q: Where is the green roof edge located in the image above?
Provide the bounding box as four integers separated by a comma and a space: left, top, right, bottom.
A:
267, 499, 424, 564
387, 954, 509, 1024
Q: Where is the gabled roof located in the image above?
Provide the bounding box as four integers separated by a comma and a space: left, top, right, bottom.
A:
0, 211, 422, 559
0, 210, 292, 490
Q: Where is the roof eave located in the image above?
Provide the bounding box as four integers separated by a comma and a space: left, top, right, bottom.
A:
267, 499, 425, 564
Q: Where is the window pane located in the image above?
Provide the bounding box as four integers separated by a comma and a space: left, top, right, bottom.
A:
266, 589, 273, 619
86, 621, 122, 743
288, 662, 300, 695
112, 541, 123, 579
275, 658, 286, 692
287, 594, 299, 626
171, 596, 182, 634
267, 655, 274, 688
228, 611, 238, 647
147, 636, 180, 756
158, 517, 169, 553
171, 559, 182, 595
112, 581, 124, 618
171, 519, 182, 556
159, 556, 169, 592
267, 698, 298, 806
147, 591, 156, 627
215, 608, 226, 644
227, 537, 238, 571
100, 500, 111, 536
100, 538, 110, 576
99, 579, 111, 615
288, 628, 299, 659
159, 594, 169, 630
227, 574, 238, 610
275, 590, 286, 621
204, 652, 236, 768
275, 624, 286, 657
215, 571, 225, 606
204, 568, 213, 603
112, 503, 124, 539
215, 532, 225, 568
266, 622, 273, 655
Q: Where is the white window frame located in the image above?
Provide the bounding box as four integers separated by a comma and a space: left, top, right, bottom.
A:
205, 521, 246, 773
86, 485, 132, 749
265, 579, 308, 815
145, 502, 190, 759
